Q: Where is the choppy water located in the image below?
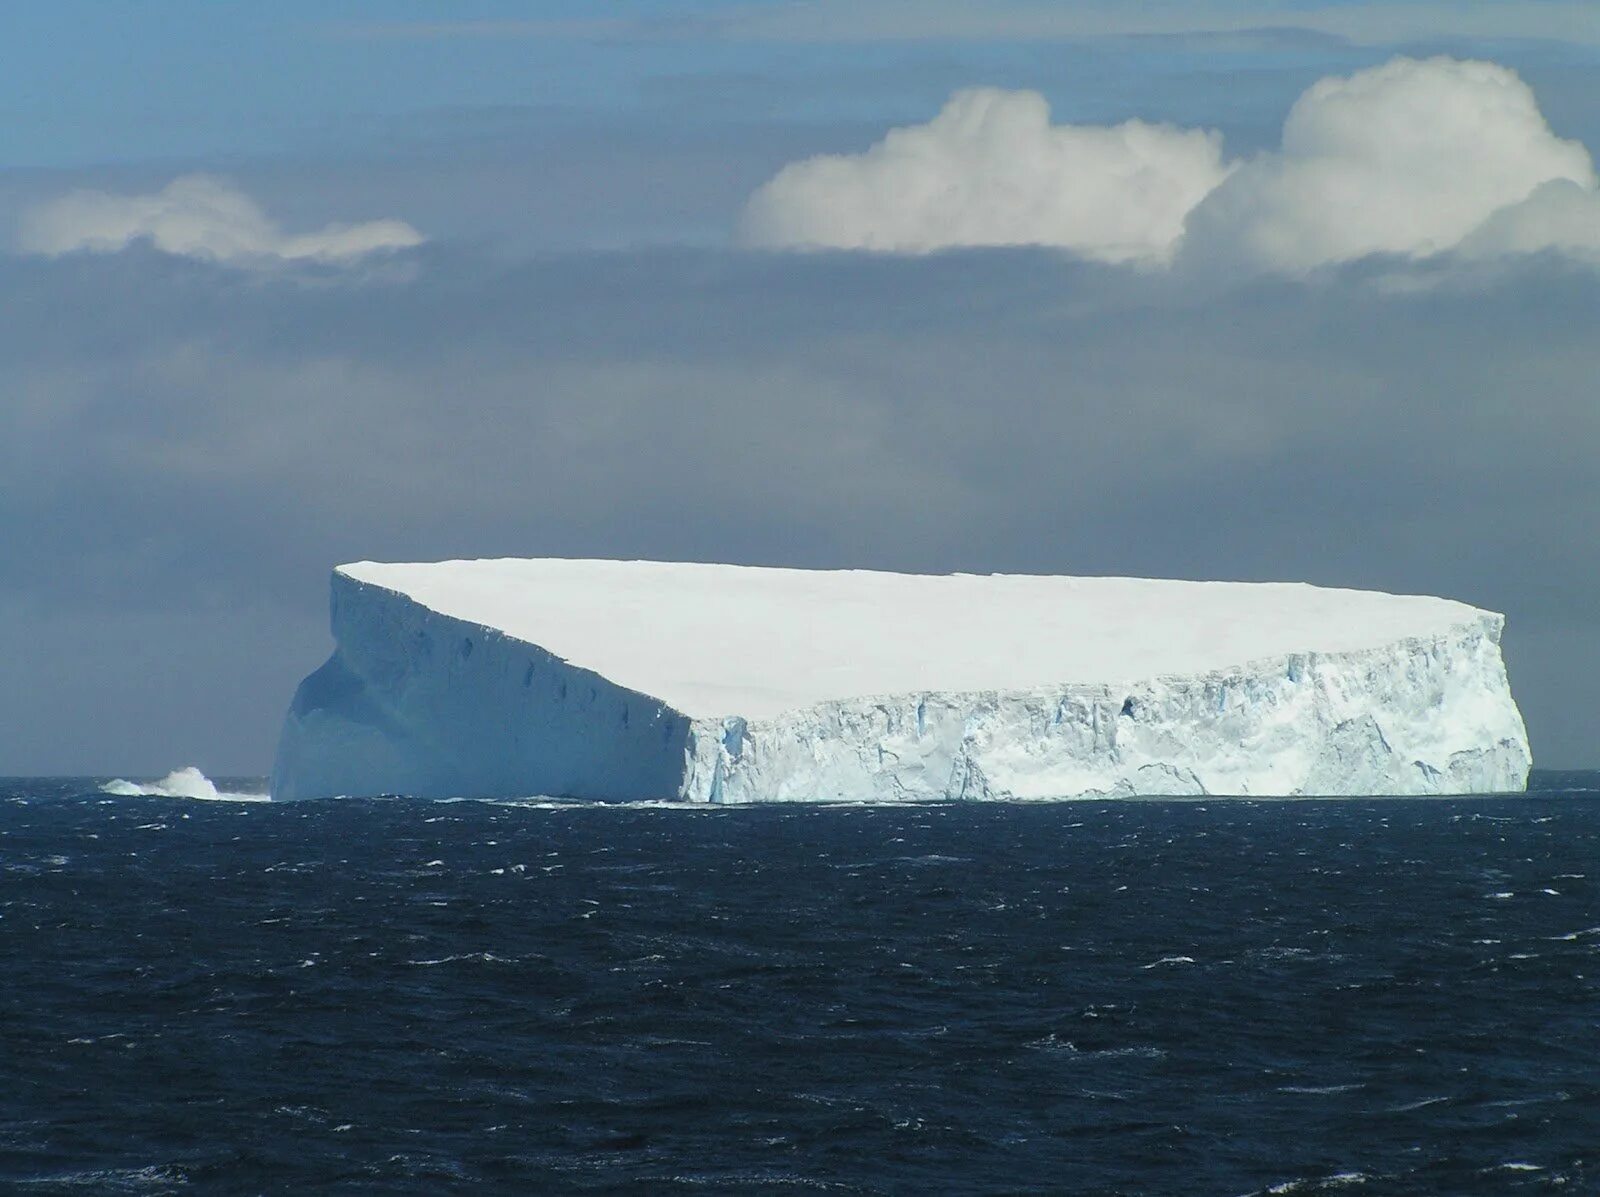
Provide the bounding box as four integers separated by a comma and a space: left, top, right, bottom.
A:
3, 775, 1599, 1194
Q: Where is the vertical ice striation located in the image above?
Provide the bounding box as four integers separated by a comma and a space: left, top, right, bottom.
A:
270, 560, 1530, 801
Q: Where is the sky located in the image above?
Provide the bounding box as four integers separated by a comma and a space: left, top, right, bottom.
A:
4, 0, 1600, 774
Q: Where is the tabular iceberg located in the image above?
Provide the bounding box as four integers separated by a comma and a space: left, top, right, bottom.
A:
270, 559, 1530, 802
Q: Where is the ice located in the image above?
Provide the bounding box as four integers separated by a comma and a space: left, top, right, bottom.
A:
270, 558, 1531, 802
104, 767, 269, 802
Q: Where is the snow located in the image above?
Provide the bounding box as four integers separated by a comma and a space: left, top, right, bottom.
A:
335, 559, 1490, 720
270, 558, 1530, 802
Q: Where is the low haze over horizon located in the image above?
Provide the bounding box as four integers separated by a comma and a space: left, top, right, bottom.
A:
5, 0, 1600, 773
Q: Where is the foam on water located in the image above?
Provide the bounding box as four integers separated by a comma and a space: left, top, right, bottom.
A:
102, 767, 269, 803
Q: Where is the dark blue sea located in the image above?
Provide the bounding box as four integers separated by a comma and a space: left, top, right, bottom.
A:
3, 776, 1599, 1195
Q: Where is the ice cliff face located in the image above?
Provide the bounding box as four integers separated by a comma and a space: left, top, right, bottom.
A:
682, 620, 1526, 802
270, 560, 1530, 802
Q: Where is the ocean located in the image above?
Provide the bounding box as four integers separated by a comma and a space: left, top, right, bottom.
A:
3, 775, 1597, 1194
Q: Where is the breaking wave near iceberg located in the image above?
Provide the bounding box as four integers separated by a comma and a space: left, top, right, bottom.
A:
102, 766, 269, 803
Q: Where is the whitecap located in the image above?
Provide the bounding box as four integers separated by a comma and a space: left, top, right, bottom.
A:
102, 767, 268, 803
15, 1163, 187, 1190
1025, 1034, 1165, 1062
405, 952, 512, 967
1387, 1095, 1450, 1112
1278, 1083, 1363, 1095
1263, 1173, 1369, 1194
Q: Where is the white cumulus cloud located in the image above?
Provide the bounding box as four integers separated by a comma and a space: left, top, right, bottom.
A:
743, 57, 1600, 274
18, 175, 424, 265
1456, 179, 1600, 261
739, 87, 1231, 265
1183, 57, 1598, 273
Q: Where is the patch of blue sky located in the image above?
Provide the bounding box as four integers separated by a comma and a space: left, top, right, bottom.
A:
0, 1, 1593, 169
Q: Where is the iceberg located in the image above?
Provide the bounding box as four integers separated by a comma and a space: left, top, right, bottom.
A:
270, 559, 1530, 802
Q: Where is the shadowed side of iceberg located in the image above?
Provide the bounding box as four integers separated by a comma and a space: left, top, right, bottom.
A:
270, 574, 693, 801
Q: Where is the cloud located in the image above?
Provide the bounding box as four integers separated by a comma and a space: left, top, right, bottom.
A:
1457, 178, 1600, 259
1183, 57, 1598, 273
742, 56, 1600, 274
740, 88, 1231, 264
17, 175, 424, 265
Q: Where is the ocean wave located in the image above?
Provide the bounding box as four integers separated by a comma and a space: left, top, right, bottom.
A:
1260, 1174, 1370, 1194
435, 796, 720, 811
101, 767, 268, 803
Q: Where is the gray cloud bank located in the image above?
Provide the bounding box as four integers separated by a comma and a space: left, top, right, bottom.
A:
335, 2, 1600, 48
2, 243, 1596, 772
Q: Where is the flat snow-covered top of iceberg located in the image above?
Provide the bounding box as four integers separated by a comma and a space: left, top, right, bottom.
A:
337, 559, 1495, 721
